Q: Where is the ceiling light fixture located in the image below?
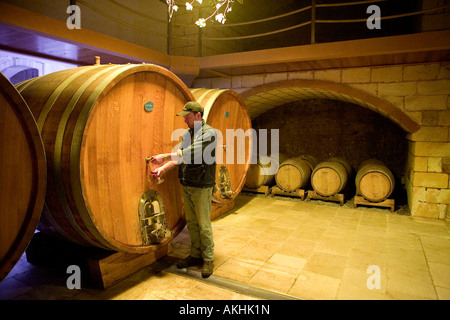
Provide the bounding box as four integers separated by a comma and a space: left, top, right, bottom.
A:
166, 0, 242, 27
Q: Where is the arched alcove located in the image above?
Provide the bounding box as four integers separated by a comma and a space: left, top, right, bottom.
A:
240, 79, 420, 134
240, 79, 420, 208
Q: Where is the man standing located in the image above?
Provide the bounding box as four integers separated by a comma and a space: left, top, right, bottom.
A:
150, 101, 217, 278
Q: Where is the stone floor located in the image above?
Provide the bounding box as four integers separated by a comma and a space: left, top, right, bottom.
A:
1, 193, 450, 300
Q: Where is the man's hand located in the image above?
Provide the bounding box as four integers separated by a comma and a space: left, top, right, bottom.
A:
151, 166, 164, 179
149, 154, 165, 165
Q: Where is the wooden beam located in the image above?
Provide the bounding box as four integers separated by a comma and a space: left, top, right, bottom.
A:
0, 2, 170, 67
199, 30, 450, 70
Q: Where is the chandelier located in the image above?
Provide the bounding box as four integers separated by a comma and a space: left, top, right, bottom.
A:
166, 0, 241, 27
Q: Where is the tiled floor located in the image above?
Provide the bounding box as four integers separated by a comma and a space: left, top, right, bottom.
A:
205, 194, 450, 300
1, 193, 450, 300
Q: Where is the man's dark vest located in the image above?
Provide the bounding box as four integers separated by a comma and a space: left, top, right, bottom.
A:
178, 121, 216, 188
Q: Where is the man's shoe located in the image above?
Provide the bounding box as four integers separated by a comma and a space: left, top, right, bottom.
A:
202, 260, 214, 278
177, 256, 203, 269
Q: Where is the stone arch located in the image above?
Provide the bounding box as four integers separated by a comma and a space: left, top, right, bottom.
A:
3, 66, 39, 85
240, 79, 420, 133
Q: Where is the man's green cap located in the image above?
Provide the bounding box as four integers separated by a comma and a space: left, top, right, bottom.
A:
176, 101, 204, 116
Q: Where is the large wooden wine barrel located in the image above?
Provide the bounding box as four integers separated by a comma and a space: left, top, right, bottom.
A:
355, 159, 395, 202
245, 153, 288, 189
275, 155, 318, 192
311, 157, 351, 196
0, 72, 46, 281
16, 64, 193, 253
190, 89, 252, 203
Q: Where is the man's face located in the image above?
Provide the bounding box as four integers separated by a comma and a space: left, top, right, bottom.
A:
183, 112, 202, 128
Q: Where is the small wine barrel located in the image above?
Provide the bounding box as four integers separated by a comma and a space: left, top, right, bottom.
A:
311, 158, 351, 196
16, 64, 193, 253
355, 159, 395, 202
0, 72, 46, 281
190, 89, 252, 203
245, 153, 288, 189
275, 155, 317, 192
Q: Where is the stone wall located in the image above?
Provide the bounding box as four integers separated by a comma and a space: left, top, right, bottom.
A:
193, 61, 450, 219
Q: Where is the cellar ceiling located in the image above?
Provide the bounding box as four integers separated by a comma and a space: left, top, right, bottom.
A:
0, 1, 449, 77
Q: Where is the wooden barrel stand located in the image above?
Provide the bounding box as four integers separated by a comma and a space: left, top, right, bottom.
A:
25, 231, 169, 289
353, 195, 395, 212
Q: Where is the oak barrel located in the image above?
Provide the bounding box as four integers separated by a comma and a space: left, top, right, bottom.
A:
275, 155, 318, 192
16, 64, 193, 253
191, 88, 252, 202
355, 159, 395, 202
245, 153, 288, 189
311, 157, 351, 196
0, 72, 46, 281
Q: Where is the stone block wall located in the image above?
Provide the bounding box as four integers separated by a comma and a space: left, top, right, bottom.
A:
193, 61, 450, 219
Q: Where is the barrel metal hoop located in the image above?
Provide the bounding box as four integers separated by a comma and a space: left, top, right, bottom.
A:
35, 66, 93, 131
15, 76, 41, 95
20, 66, 110, 247
54, 65, 123, 249
66, 65, 138, 250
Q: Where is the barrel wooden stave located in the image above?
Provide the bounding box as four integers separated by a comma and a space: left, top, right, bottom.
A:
17, 64, 193, 253
191, 89, 252, 202
0, 72, 46, 281
356, 159, 395, 202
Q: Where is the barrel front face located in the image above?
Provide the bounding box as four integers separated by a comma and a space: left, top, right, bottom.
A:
356, 159, 395, 202
358, 172, 392, 202
0, 73, 46, 281
80, 68, 188, 251
276, 163, 303, 191
17, 64, 192, 253
192, 89, 252, 202
276, 157, 312, 192
311, 161, 348, 196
